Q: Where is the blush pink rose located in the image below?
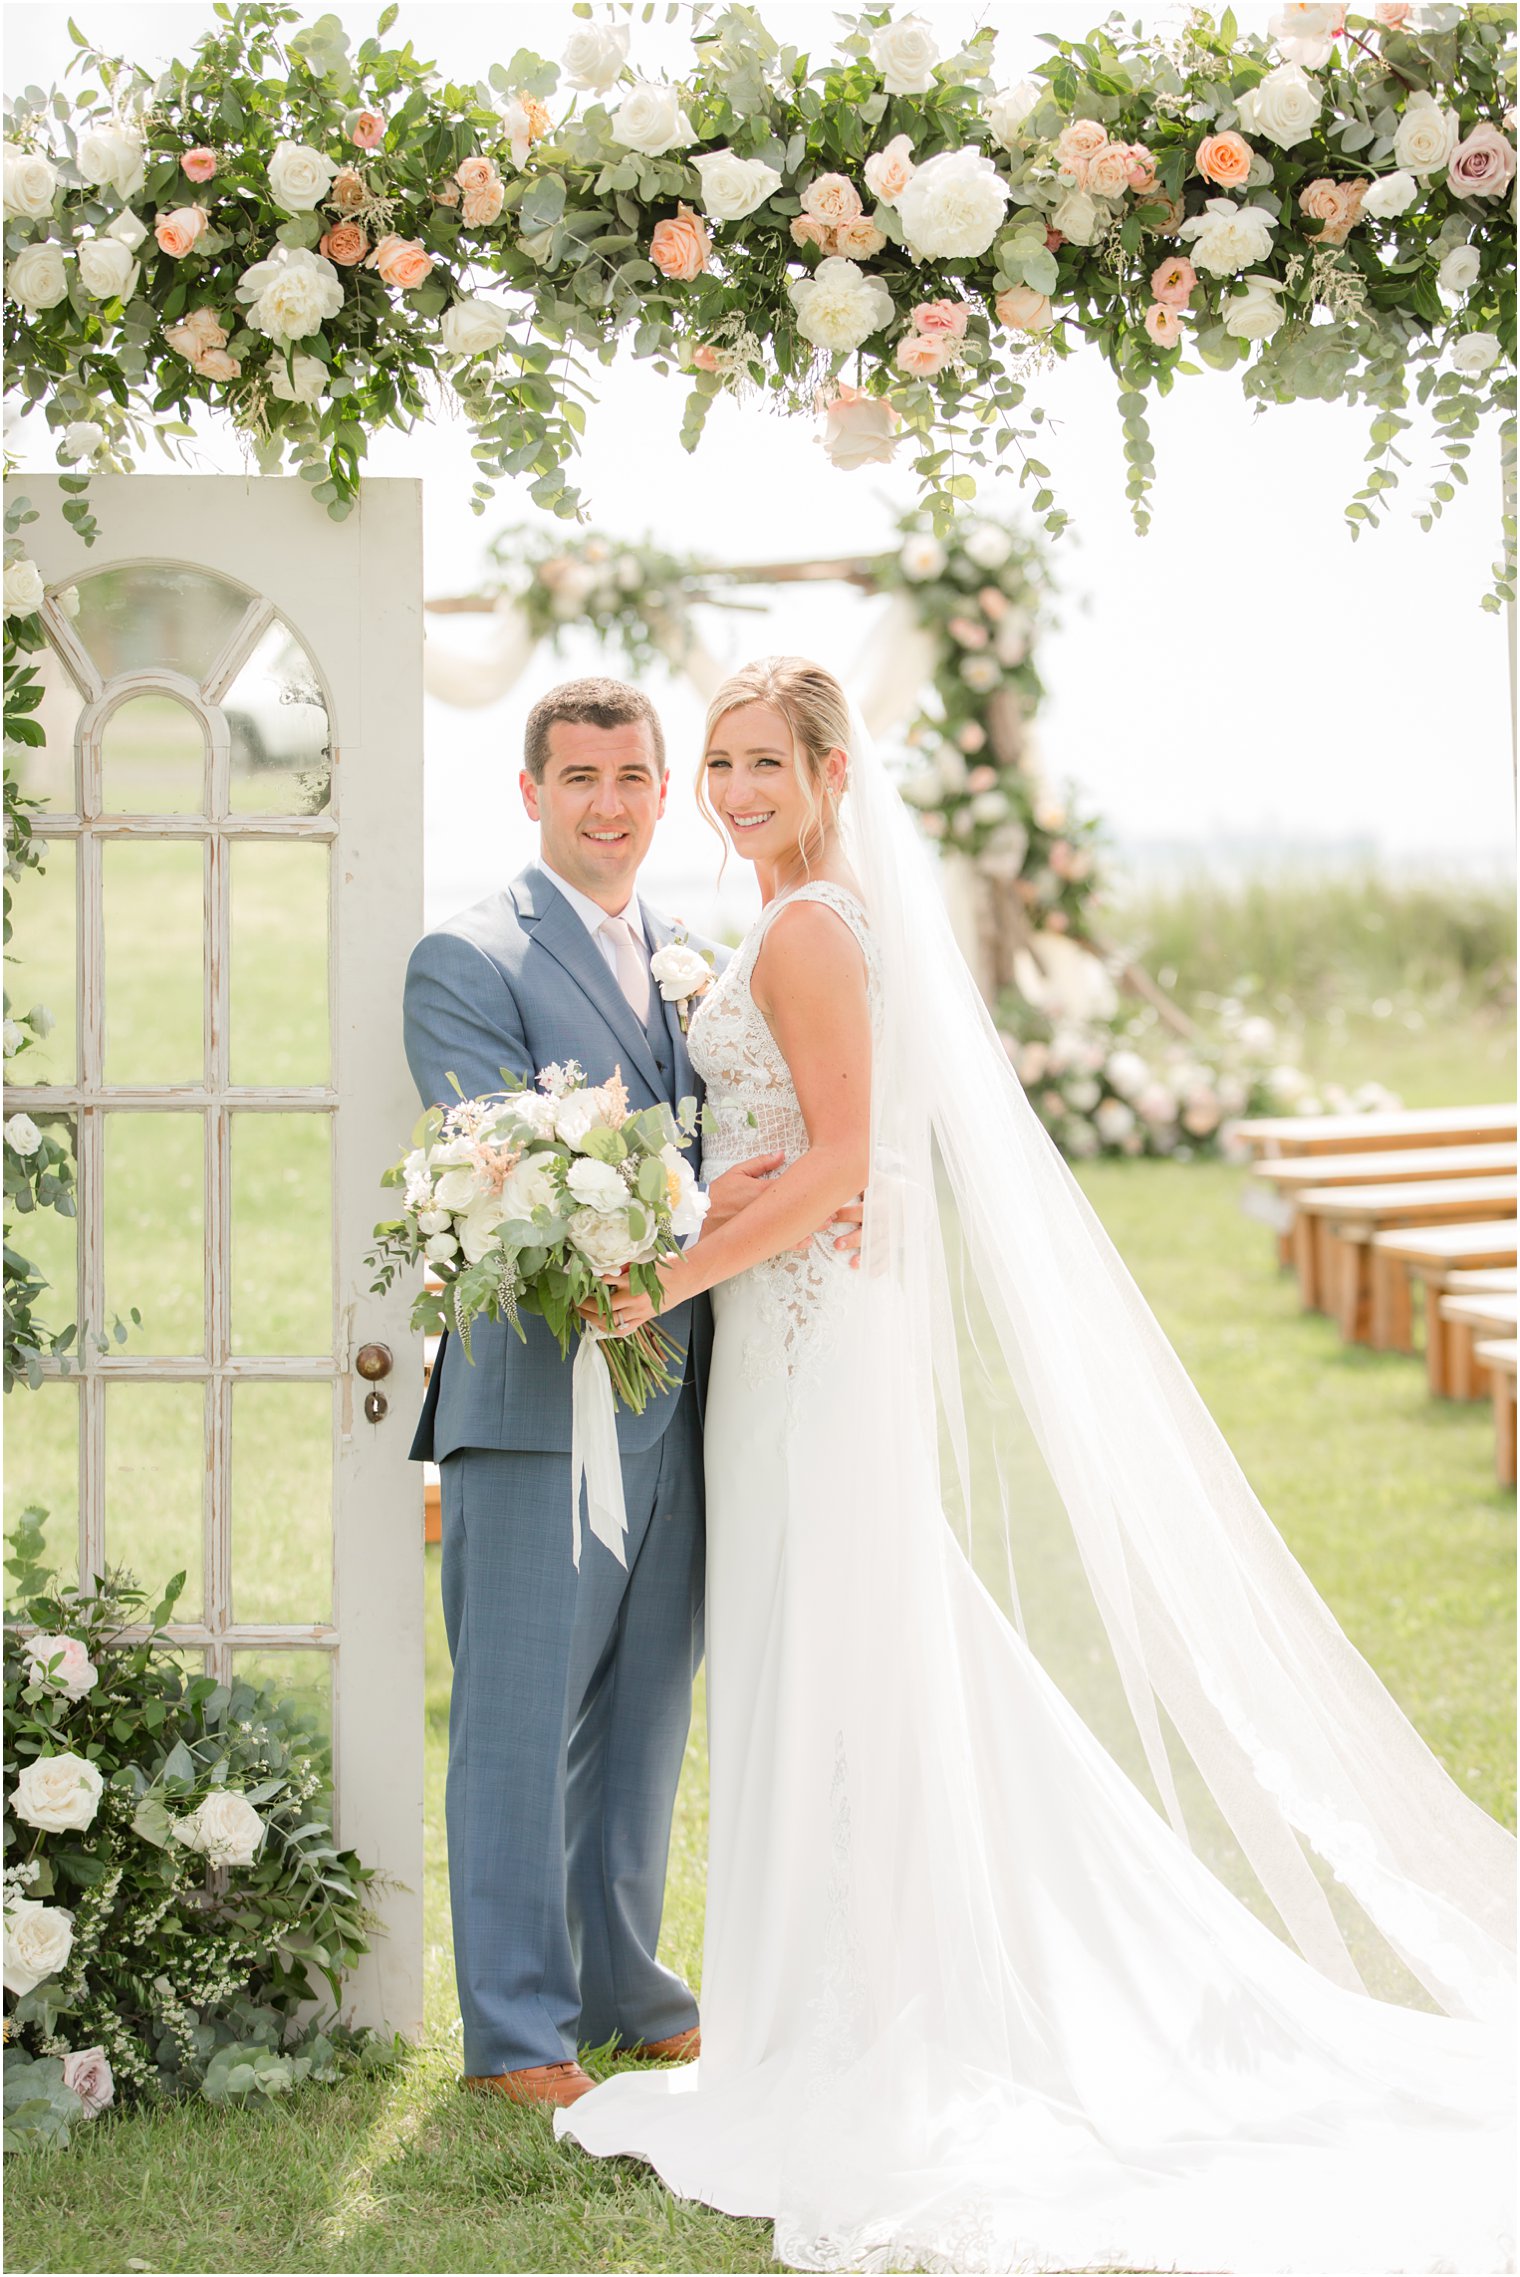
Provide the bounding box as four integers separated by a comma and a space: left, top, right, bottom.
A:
957, 722, 987, 752
790, 214, 833, 251
864, 134, 915, 205
978, 586, 1008, 621
832, 215, 887, 257
434, 177, 461, 207
462, 179, 505, 225
330, 165, 368, 213
165, 306, 230, 357
181, 147, 217, 183
947, 614, 989, 649
1374, 2, 1411, 20
1088, 141, 1135, 200
912, 298, 970, 338
650, 204, 711, 281
966, 765, 999, 794
454, 155, 500, 195
368, 234, 434, 289
690, 344, 720, 372
896, 330, 957, 378
1126, 143, 1159, 193
995, 285, 1054, 334
1150, 254, 1197, 307
1054, 118, 1108, 185
817, 385, 901, 469
155, 206, 208, 258
351, 110, 386, 150
1196, 130, 1253, 189
319, 222, 368, 266
1298, 177, 1366, 243
61, 2047, 114, 2118
194, 347, 241, 380
1144, 302, 1183, 347
801, 172, 864, 228
1447, 123, 1517, 199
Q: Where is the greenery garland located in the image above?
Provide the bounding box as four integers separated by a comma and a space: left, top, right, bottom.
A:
0, 3, 1513, 596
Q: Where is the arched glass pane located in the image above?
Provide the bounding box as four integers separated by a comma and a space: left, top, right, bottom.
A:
224, 618, 333, 815
13, 634, 83, 812
70, 564, 248, 684
229, 842, 330, 1086
101, 691, 207, 815
102, 840, 205, 1084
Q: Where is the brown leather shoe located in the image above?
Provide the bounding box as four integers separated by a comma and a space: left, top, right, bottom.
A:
621, 2026, 700, 2064
464, 2060, 595, 2107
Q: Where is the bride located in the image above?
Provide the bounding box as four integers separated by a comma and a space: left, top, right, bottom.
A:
557, 656, 1515, 2275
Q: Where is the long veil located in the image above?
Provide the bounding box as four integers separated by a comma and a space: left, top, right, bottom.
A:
838, 702, 1514, 2026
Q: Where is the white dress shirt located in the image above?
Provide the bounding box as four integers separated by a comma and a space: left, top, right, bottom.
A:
537, 860, 650, 996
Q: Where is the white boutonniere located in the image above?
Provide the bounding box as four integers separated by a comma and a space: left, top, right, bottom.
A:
650, 926, 714, 1033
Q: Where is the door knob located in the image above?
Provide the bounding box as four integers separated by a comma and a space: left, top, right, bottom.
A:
355, 1343, 392, 1381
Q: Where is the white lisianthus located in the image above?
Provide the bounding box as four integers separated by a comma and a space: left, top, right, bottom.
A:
23, 1634, 98, 1700
75, 121, 145, 201
3, 1897, 74, 1997
1049, 186, 1102, 245
869, 14, 940, 96
499, 1155, 558, 1220
3, 143, 59, 220
268, 351, 328, 404
1393, 92, 1460, 176
649, 941, 712, 1002
1269, 2, 1343, 66
1177, 198, 1278, 276
609, 81, 695, 158
76, 234, 138, 300
455, 1192, 509, 1263
236, 246, 344, 341
693, 148, 782, 222
900, 532, 948, 580
562, 20, 630, 93
2, 563, 45, 621
12, 1751, 105, 1833
789, 256, 894, 352
105, 208, 148, 251
567, 1206, 656, 1273
172, 1788, 266, 1868
1359, 169, 1418, 218
1437, 243, 1480, 295
1234, 62, 1323, 150
566, 1156, 630, 1213
267, 139, 338, 213
894, 147, 1010, 261
1223, 274, 1287, 340
987, 80, 1043, 149
1450, 330, 1501, 375
4, 1109, 43, 1153
440, 294, 513, 358
6, 240, 68, 311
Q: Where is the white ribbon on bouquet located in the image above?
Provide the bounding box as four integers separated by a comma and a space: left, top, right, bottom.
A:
570, 1328, 628, 1570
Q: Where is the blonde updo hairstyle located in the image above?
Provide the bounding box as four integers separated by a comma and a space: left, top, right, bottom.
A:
698, 654, 852, 874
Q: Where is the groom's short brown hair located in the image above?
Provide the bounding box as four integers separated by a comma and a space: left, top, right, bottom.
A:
524, 678, 665, 781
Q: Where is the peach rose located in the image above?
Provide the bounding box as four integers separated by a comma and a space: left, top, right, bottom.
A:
864, 134, 915, 205
995, 285, 1054, 334
155, 206, 207, 258
367, 233, 434, 288
790, 214, 832, 251
454, 155, 500, 195
978, 586, 1008, 621
1145, 191, 1187, 234
1374, 2, 1411, 21
817, 384, 902, 469
462, 179, 505, 226
194, 347, 241, 381
967, 765, 999, 794
1144, 302, 1182, 347
957, 722, 987, 752
165, 305, 230, 357
1298, 176, 1365, 243
1088, 140, 1136, 200
691, 344, 720, 372
913, 297, 969, 338
896, 330, 956, 378
801, 173, 863, 228
1196, 130, 1252, 189
319, 222, 368, 266
1150, 254, 1197, 308
181, 147, 217, 183
330, 166, 368, 213
650, 203, 711, 281
434, 178, 461, 208
832, 215, 887, 257
947, 614, 989, 649
351, 110, 385, 150
1126, 143, 1159, 193
1054, 117, 1108, 185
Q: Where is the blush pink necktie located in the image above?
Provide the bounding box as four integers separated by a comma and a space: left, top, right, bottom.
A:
600, 912, 651, 1025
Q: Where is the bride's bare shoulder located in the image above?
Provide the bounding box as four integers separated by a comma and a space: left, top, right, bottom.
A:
751, 891, 870, 1008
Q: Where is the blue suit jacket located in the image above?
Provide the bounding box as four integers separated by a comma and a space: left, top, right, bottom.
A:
403, 864, 723, 1463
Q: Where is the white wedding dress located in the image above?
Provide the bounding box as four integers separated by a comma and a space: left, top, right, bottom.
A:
558, 820, 1514, 2272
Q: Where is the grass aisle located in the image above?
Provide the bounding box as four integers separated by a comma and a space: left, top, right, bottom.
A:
6, 1157, 1514, 2276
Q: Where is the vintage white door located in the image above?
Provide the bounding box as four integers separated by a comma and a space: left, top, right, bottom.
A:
4, 474, 425, 2036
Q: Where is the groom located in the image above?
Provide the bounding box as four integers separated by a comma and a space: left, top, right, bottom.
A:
404, 677, 779, 2109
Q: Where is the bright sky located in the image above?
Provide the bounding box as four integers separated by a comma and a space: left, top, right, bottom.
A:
6, 1, 1515, 932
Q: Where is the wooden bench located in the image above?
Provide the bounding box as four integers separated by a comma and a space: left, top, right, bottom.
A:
1434, 1292, 1520, 1400
1371, 1222, 1520, 1365
1292, 1176, 1517, 1341
1234, 1103, 1519, 1160
1253, 1144, 1516, 1309
1473, 1338, 1517, 1489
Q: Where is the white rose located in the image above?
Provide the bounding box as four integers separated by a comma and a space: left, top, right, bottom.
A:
870, 15, 940, 96
562, 21, 630, 93
2, 1017, 22, 1055
28, 1002, 55, 1036
3, 1897, 74, 1997
268, 351, 328, 404
1269, 2, 1343, 66
1234, 62, 1323, 151
649, 941, 711, 1000
172, 1788, 265, 1869
22, 1634, 98, 1701
1437, 243, 1480, 295
75, 121, 145, 201
1393, 92, 1460, 176
1224, 274, 1287, 340
661, 1145, 709, 1240
3, 143, 59, 221
1177, 197, 1278, 276
414, 1207, 450, 1235
423, 1231, 459, 1263
1053, 186, 1108, 246
236, 246, 344, 341
962, 523, 1015, 570
961, 654, 1001, 693
12, 1751, 105, 1833
1096, 1097, 1137, 1144
1450, 330, 1501, 375
76, 233, 138, 301
900, 533, 947, 581
1105, 1049, 1149, 1098
455, 1192, 509, 1263
267, 139, 338, 214
60, 2047, 114, 2118
609, 81, 695, 158
894, 147, 1011, 260
567, 1156, 630, 1213
789, 256, 894, 352
555, 1091, 610, 1149
104, 208, 148, 251
440, 294, 513, 357
693, 148, 782, 222
499, 1156, 558, 1220
988, 80, 1043, 150
1359, 169, 1418, 218
2, 565, 45, 621
568, 1205, 655, 1274
5, 1109, 43, 1152
59, 419, 103, 463
7, 240, 68, 311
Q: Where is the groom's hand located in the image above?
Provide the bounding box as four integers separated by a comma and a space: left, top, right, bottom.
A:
828, 1198, 864, 1270
703, 1151, 786, 1230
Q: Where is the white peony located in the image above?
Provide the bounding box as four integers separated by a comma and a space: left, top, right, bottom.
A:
649, 941, 711, 1001
567, 1156, 630, 1213
440, 294, 512, 357
1359, 169, 1418, 218
1049, 186, 1102, 245
3, 143, 59, 221
869, 15, 940, 96
1234, 62, 1323, 150
987, 80, 1043, 150
789, 256, 894, 352
1437, 243, 1480, 295
5, 1108, 44, 1152
268, 352, 327, 404
1450, 330, 1501, 374
1393, 92, 1460, 176
693, 147, 782, 223
609, 81, 695, 158
6, 240, 68, 311
267, 139, 338, 213
76, 234, 138, 300
894, 147, 1011, 261
455, 1191, 509, 1263
509, 1089, 561, 1142
236, 246, 344, 341
75, 121, 145, 201
554, 1091, 610, 1149
1178, 198, 1278, 276
12, 1751, 104, 1833
1223, 274, 1287, 340
661, 1145, 709, 1240
172, 1788, 266, 1868
3, 1897, 74, 1997
567, 1206, 655, 1274
499, 1155, 558, 1220
105, 208, 148, 251
900, 533, 948, 580
562, 21, 630, 94
23, 1634, 98, 1700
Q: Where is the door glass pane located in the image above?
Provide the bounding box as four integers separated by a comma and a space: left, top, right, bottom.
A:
102, 840, 204, 1083
5, 839, 75, 1085
104, 1114, 203, 1355
70, 564, 249, 684
103, 1381, 203, 1617
229, 843, 330, 1086
231, 1649, 333, 1750
102, 692, 207, 815
3, 1381, 78, 1576
231, 1383, 332, 1623
230, 1113, 331, 1355
12, 1122, 78, 1336
12, 635, 83, 812
225, 619, 332, 815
